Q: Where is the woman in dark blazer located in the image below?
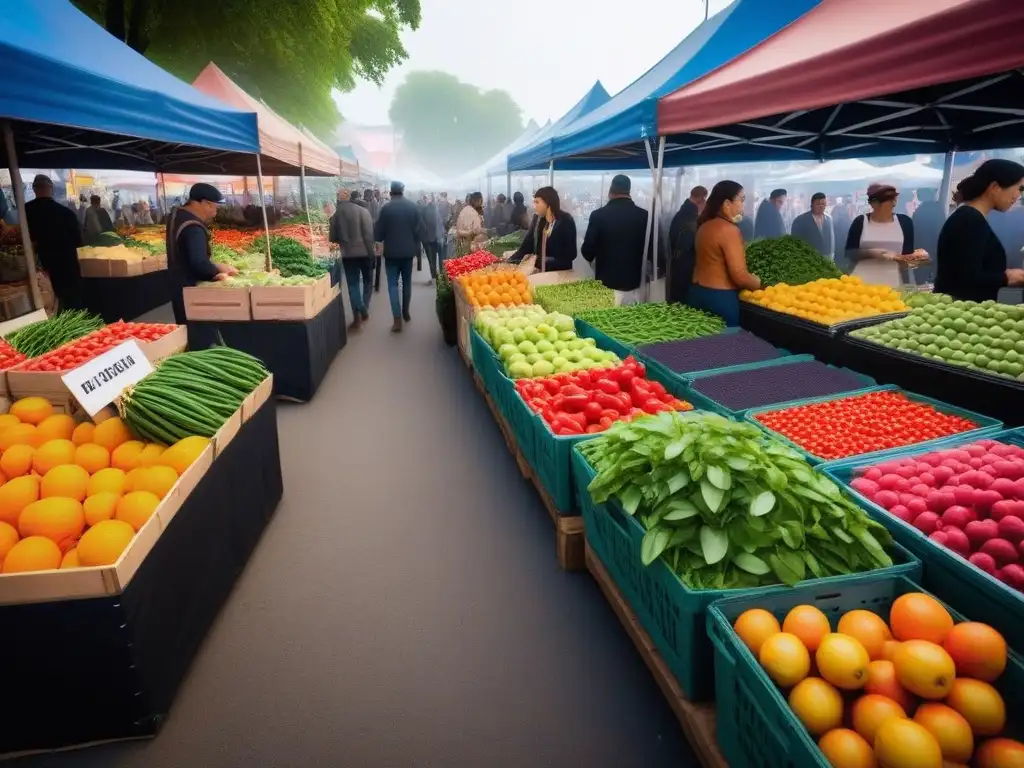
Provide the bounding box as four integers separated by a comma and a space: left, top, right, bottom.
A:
509, 186, 577, 271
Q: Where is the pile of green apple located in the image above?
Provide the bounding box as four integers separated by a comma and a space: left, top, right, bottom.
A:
851, 295, 1024, 381
474, 305, 620, 379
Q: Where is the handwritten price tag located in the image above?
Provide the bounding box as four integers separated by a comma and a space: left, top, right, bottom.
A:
61, 340, 154, 417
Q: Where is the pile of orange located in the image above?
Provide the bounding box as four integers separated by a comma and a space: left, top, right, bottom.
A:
458, 268, 533, 309
0, 397, 209, 574
734, 593, 1022, 767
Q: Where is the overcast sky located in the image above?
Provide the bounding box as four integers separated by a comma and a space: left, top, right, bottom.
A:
333, 0, 734, 127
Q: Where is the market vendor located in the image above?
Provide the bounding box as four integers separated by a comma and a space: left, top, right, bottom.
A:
844, 184, 928, 287
935, 159, 1024, 301
165, 183, 238, 324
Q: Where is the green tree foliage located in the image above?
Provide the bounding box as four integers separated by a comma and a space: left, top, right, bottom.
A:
71, 0, 421, 139
389, 71, 524, 178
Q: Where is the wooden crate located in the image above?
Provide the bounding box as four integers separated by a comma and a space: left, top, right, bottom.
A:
183, 285, 251, 321
241, 374, 274, 421
78, 259, 111, 278
250, 282, 330, 321
141, 258, 163, 274
107, 259, 144, 277
452, 280, 476, 368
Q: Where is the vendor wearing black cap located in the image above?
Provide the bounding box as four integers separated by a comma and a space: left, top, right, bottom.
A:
165, 183, 238, 324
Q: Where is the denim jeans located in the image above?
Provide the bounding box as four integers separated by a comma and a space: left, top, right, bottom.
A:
342, 257, 373, 317
385, 258, 413, 319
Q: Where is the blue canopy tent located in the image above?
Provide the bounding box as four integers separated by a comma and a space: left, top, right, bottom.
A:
506, 82, 611, 174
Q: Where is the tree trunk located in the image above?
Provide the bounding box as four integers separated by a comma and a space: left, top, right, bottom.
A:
126, 0, 151, 53
104, 0, 126, 41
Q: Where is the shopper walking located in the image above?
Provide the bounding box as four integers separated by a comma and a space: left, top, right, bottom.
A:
582, 175, 650, 302
374, 181, 425, 333
330, 189, 375, 330
418, 195, 441, 285
509, 192, 530, 231
23, 174, 84, 310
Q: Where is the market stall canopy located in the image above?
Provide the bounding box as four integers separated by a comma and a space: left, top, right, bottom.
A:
299, 126, 358, 178
192, 62, 340, 176
506, 83, 611, 172
0, 0, 259, 172
458, 120, 543, 184
539, 0, 821, 171
657, 0, 1024, 165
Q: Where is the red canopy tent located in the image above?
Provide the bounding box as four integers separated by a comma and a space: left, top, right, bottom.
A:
656, 0, 1024, 164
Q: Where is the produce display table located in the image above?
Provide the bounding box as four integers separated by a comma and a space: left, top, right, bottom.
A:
81, 271, 173, 323
186, 292, 346, 402
0, 398, 283, 756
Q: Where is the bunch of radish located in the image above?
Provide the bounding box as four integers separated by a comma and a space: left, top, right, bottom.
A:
848, 439, 1024, 590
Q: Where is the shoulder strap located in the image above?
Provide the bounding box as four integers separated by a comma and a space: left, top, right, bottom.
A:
174, 218, 204, 241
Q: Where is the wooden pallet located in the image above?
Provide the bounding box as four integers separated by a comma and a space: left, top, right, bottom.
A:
586, 544, 726, 768
474, 373, 585, 572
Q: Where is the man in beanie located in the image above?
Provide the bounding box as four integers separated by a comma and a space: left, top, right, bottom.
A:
581, 174, 652, 302
373, 181, 426, 332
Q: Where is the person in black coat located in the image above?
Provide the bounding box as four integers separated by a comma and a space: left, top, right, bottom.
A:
23, 174, 84, 310
582, 175, 652, 294
790, 192, 835, 260
912, 188, 945, 283
666, 185, 708, 303
509, 187, 577, 271
754, 188, 787, 239
373, 181, 426, 332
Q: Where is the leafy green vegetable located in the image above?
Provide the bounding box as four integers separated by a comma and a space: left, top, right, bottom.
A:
575, 303, 725, 345
249, 236, 328, 278
534, 279, 615, 315
487, 232, 525, 253
744, 236, 842, 287
578, 411, 894, 590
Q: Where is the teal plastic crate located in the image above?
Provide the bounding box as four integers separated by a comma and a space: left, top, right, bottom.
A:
574, 318, 637, 360
682, 357, 876, 419
824, 427, 1024, 650
746, 384, 1003, 466
572, 446, 921, 701
636, 328, 794, 386
496, 372, 539, 468
708, 574, 1024, 768
470, 328, 503, 393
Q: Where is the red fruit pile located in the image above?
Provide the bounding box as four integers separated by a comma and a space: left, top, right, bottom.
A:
849, 439, 1024, 590
16, 322, 177, 372
0, 338, 27, 371
443, 250, 498, 278
755, 390, 980, 461
515, 357, 693, 436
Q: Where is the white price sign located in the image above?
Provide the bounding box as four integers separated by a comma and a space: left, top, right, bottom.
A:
61, 340, 154, 417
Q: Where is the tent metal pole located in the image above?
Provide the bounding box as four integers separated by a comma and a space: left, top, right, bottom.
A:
639, 140, 657, 299
548, 160, 554, 187
938, 150, 956, 222
299, 143, 314, 253
506, 173, 511, 200
651, 136, 666, 303
255, 154, 272, 271
2, 120, 44, 311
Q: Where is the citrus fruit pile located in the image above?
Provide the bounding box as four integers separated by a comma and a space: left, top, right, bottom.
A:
0, 397, 209, 574
733, 592, 1022, 767
741, 275, 907, 326
457, 268, 533, 310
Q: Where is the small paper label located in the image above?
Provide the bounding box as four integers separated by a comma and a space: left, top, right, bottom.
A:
61, 340, 154, 416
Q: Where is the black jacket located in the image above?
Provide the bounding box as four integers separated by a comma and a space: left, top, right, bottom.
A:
935, 205, 1008, 302
582, 197, 650, 291
165, 207, 219, 287
754, 200, 786, 239
667, 200, 699, 303
791, 211, 835, 259
373, 195, 425, 260
24, 198, 82, 283
510, 213, 577, 271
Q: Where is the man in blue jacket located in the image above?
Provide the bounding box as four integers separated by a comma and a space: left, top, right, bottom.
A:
374, 181, 426, 333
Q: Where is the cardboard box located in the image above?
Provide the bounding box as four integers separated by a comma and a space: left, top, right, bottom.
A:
250, 282, 330, 321
183, 285, 252, 321
79, 259, 111, 278
107, 259, 144, 278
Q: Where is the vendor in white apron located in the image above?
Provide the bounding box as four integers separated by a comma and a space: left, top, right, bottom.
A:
843, 183, 928, 287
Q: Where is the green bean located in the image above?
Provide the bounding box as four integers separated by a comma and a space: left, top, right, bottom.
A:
575, 304, 725, 345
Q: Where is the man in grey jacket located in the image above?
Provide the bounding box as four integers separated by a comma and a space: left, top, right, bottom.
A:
330, 189, 375, 330
374, 181, 425, 332
417, 195, 441, 285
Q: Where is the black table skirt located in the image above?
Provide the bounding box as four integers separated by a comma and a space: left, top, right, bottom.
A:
739, 303, 841, 364
82, 271, 173, 322
0, 398, 283, 755
186, 292, 347, 402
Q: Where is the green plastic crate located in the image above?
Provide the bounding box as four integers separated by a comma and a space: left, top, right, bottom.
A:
470, 328, 502, 393
824, 427, 1024, 650
708, 574, 1024, 768
746, 384, 1003, 466
572, 446, 921, 701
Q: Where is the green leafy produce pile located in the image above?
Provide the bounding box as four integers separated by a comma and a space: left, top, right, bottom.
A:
745, 236, 843, 287
264, 236, 327, 278
213, 245, 264, 272
280, 209, 328, 226
203, 272, 321, 288
575, 303, 724, 345
579, 411, 895, 589
534, 279, 615, 315
488, 232, 525, 253
122, 237, 164, 254
5, 310, 105, 358
851, 295, 1024, 381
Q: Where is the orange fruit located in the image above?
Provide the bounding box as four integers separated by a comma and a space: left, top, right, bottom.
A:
816, 633, 870, 690
0, 520, 19, 564
1, 535, 61, 573
759, 632, 810, 688
913, 703, 973, 764
115, 491, 160, 532
92, 417, 131, 453
136, 443, 165, 467
132, 465, 178, 499
975, 738, 1024, 768
788, 677, 842, 735
0, 414, 21, 433
71, 422, 96, 446
733, 608, 782, 656
35, 414, 75, 442
18, 497, 85, 551
124, 466, 148, 493
893, 640, 956, 700
87, 467, 127, 497
890, 593, 954, 645
0, 443, 35, 478
783, 605, 831, 652
60, 547, 79, 569
943, 622, 1006, 682
0, 474, 40, 527
9, 397, 53, 426
881, 640, 902, 662
74, 443, 110, 474
865, 660, 915, 712
83, 492, 121, 526
0, 423, 40, 450
40, 464, 90, 501
838, 610, 892, 660
873, 718, 943, 768
852, 694, 907, 745
944, 678, 1005, 736
32, 439, 77, 475
817, 729, 876, 768
110, 440, 145, 471
76, 519, 135, 566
